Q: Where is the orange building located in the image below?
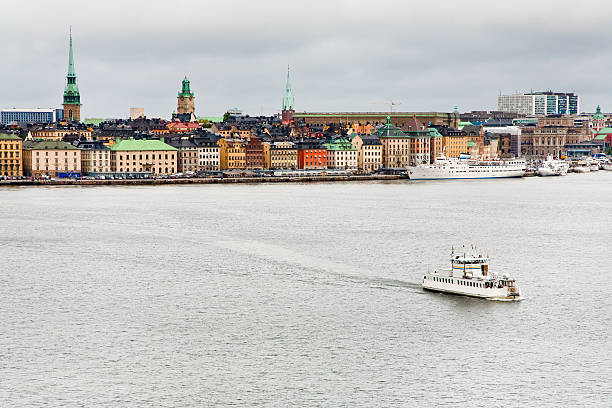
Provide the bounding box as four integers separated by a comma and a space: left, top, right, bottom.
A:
296, 140, 327, 169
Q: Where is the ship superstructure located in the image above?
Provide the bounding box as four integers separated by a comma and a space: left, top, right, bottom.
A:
422, 247, 521, 301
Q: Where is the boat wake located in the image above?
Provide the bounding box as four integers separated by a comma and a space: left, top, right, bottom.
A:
215, 239, 422, 292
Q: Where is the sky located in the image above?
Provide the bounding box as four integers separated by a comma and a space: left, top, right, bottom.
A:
2, 0, 612, 119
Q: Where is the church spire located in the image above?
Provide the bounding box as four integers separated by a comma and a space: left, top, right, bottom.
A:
282, 65, 294, 111
67, 26, 76, 77
62, 27, 81, 121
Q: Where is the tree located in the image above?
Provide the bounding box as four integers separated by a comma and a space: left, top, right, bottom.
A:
223, 111, 231, 122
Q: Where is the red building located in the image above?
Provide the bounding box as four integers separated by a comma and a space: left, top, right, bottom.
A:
245, 136, 264, 169
296, 140, 327, 169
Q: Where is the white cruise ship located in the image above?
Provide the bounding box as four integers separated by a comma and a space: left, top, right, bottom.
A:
407, 156, 526, 180
422, 248, 521, 301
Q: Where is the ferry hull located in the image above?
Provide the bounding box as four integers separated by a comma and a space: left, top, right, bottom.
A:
408, 169, 525, 180
423, 285, 521, 302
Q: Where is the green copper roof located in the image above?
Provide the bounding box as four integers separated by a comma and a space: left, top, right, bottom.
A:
596, 127, 612, 133
428, 128, 442, 137
23, 140, 78, 150
323, 138, 357, 151
593, 134, 607, 140
593, 105, 604, 120
110, 138, 177, 151
178, 76, 194, 98
375, 116, 408, 138
63, 28, 81, 106
282, 65, 294, 111
0, 133, 22, 140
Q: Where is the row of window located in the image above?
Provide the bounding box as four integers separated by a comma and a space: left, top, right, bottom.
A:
428, 276, 486, 288
118, 154, 173, 160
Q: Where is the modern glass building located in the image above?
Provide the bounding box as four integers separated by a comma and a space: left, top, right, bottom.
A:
498, 92, 580, 116
0, 109, 58, 124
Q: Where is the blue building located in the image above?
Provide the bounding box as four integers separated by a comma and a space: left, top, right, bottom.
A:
0, 109, 58, 124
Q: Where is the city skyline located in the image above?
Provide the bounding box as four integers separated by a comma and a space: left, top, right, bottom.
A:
2, 0, 612, 119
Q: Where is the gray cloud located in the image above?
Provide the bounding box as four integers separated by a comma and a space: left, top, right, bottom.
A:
1, 0, 612, 119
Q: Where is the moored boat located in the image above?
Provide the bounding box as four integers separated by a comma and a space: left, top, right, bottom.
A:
422, 248, 521, 301
407, 155, 526, 180
537, 155, 569, 176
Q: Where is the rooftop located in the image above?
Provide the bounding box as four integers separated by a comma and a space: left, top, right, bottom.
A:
0, 133, 22, 140
109, 138, 177, 151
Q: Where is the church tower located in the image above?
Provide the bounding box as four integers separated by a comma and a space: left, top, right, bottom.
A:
62, 28, 81, 122
592, 105, 605, 132
177, 76, 195, 115
281, 66, 295, 124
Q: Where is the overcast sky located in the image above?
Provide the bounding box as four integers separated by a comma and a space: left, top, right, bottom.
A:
2, 0, 611, 119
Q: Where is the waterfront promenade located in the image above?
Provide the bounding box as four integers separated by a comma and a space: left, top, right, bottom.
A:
0, 174, 402, 186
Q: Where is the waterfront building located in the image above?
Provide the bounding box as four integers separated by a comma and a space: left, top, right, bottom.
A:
293, 111, 460, 128
498, 92, 579, 116
245, 136, 264, 169
166, 137, 198, 173
177, 76, 195, 116
109, 138, 177, 175
193, 134, 220, 171
281, 66, 295, 124
428, 128, 443, 163
75, 140, 110, 175
295, 140, 327, 169
402, 118, 432, 165
263, 141, 297, 169
437, 127, 469, 158
218, 138, 246, 170
375, 116, 412, 168
324, 138, 358, 170
62, 30, 81, 121
0, 133, 23, 177
483, 126, 522, 158
22, 140, 81, 177
350, 134, 382, 172
1, 109, 58, 125
27, 123, 92, 141
520, 115, 590, 158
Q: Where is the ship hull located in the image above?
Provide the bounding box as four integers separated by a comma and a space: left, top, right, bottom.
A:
408, 169, 525, 180
422, 280, 521, 301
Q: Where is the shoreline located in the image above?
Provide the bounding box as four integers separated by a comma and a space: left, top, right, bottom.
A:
0, 174, 404, 186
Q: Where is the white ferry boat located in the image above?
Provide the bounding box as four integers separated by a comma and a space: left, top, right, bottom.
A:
422, 248, 521, 301
537, 156, 569, 176
407, 156, 526, 180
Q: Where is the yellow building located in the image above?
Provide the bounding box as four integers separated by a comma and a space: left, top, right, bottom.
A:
351, 134, 382, 172
0, 133, 23, 177
442, 134, 469, 158
218, 138, 246, 170
22, 140, 81, 177
263, 141, 297, 169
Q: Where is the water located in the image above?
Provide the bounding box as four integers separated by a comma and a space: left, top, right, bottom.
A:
1, 173, 611, 407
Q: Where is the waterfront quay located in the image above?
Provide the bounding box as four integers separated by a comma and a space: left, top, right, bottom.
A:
0, 173, 402, 186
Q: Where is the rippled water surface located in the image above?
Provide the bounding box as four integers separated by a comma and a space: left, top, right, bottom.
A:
1, 173, 611, 407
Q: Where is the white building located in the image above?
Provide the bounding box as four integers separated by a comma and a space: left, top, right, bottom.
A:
498, 92, 580, 116
194, 136, 220, 171
324, 139, 358, 170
